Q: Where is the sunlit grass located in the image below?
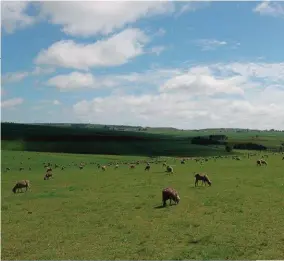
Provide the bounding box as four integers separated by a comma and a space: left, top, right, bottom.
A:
1, 150, 284, 259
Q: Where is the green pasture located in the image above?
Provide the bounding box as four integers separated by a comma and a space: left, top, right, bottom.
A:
1, 150, 284, 260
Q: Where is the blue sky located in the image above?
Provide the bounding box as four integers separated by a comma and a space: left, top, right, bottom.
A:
1, 1, 284, 129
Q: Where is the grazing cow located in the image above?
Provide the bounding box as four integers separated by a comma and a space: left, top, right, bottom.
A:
115, 164, 119, 169
102, 165, 106, 171
44, 172, 53, 180
19, 167, 24, 171
166, 166, 174, 174
257, 159, 262, 166
12, 180, 30, 193
260, 159, 268, 165
46, 167, 52, 172
145, 165, 150, 171
130, 165, 135, 169
194, 173, 212, 187
162, 187, 180, 207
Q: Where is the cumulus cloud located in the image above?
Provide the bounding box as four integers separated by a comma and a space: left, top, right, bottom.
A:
160, 67, 245, 96
46, 72, 96, 90
72, 87, 284, 130
2, 67, 55, 85
1, 2, 207, 36
38, 1, 174, 37
253, 1, 284, 17
1, 1, 36, 33
1, 72, 29, 84
44, 62, 284, 98
1, 97, 24, 108
71, 62, 284, 129
45, 68, 182, 91
212, 62, 284, 82
35, 28, 149, 70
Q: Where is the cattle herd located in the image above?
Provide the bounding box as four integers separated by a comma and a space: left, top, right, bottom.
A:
8, 151, 283, 207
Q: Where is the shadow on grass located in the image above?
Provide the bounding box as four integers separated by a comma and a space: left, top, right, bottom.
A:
13, 191, 28, 194
154, 204, 178, 209
154, 205, 165, 209
151, 171, 169, 174
189, 235, 212, 244
189, 185, 204, 189
188, 185, 210, 189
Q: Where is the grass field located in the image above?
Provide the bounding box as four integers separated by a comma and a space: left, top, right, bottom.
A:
1, 150, 284, 260
2, 123, 284, 157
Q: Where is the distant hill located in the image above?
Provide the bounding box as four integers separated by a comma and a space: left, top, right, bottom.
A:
1, 122, 283, 156
16, 122, 283, 133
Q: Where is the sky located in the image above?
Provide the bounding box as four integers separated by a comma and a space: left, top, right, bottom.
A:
1, 0, 284, 130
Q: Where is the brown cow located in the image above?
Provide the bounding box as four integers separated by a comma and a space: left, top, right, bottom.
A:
260, 159, 268, 165
162, 187, 180, 207
12, 180, 30, 193
44, 172, 53, 180
145, 165, 150, 171
194, 173, 212, 187
256, 159, 262, 166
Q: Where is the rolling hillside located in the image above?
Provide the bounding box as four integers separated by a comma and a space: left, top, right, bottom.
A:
1, 123, 283, 156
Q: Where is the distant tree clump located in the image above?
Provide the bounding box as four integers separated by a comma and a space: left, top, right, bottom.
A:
225, 144, 233, 153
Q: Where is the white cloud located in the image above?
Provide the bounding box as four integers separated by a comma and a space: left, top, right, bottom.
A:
160, 70, 245, 96
46, 72, 96, 90
72, 62, 284, 129
31, 66, 55, 76
1, 71, 29, 84
44, 62, 284, 95
73, 87, 284, 130
41, 2, 172, 37
45, 68, 182, 91
1, 1, 36, 33
38, 1, 174, 37
194, 39, 227, 51
72, 88, 284, 130
253, 1, 284, 17
1, 97, 23, 108
35, 28, 149, 70
1, 2, 208, 36
175, 1, 210, 17
212, 62, 284, 82
2, 67, 55, 85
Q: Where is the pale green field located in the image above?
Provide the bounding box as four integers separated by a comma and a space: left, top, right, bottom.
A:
1, 150, 284, 260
